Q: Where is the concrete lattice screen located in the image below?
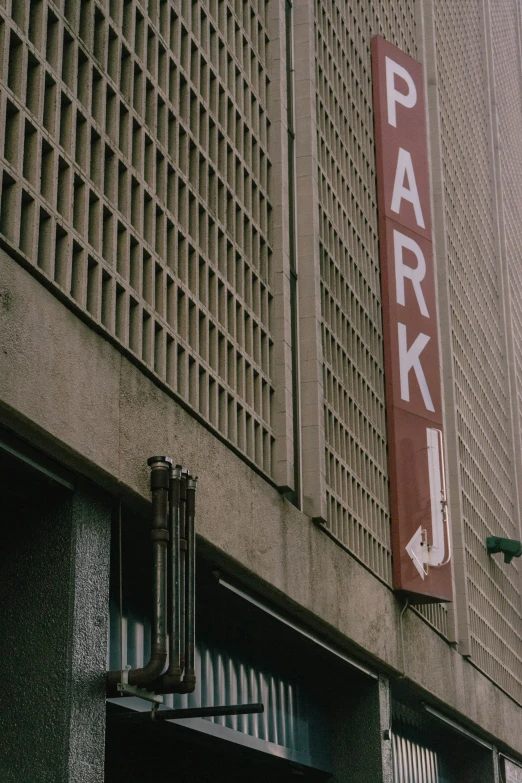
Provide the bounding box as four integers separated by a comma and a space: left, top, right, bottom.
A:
1, 0, 521, 709
492, 0, 522, 708
434, 0, 522, 703
315, 0, 408, 590
313, 0, 450, 640
0, 0, 447, 637
0, 0, 275, 476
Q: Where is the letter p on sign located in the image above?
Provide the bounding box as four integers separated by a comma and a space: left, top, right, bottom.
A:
386, 56, 417, 127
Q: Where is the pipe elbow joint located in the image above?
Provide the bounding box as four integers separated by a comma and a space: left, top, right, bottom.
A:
152, 667, 183, 694
105, 651, 167, 698
177, 673, 197, 694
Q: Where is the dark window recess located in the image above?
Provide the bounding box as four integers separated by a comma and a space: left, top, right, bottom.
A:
106, 515, 335, 779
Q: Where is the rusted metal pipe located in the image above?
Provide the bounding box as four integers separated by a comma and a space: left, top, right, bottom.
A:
178, 468, 188, 677
106, 456, 171, 697
178, 474, 197, 694
152, 464, 183, 693
152, 701, 261, 720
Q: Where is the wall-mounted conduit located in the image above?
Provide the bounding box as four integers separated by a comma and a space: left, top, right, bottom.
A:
285, 0, 302, 510
106, 457, 198, 697
106, 458, 264, 723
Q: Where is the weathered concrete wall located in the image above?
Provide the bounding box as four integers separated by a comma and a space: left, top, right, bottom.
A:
66, 488, 112, 783
0, 455, 111, 783
0, 250, 521, 758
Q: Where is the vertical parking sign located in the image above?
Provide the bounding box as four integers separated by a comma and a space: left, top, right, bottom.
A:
371, 36, 452, 602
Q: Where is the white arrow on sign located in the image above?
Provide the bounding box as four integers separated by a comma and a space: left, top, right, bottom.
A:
406, 524, 427, 580
406, 428, 450, 577
426, 427, 445, 566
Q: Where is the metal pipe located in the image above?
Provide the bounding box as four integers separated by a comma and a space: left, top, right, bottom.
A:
106, 456, 171, 697
154, 702, 263, 720
285, 0, 303, 511
152, 464, 183, 693
178, 474, 197, 693
113, 703, 264, 723
178, 468, 188, 677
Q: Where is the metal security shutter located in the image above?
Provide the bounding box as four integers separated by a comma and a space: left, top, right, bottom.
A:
392, 730, 442, 783
391, 701, 500, 783
392, 703, 446, 783
108, 622, 326, 770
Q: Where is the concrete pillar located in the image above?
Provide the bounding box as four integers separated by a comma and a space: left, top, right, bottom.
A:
492, 747, 501, 783
329, 673, 391, 782
66, 488, 112, 782
0, 466, 111, 783
379, 676, 393, 783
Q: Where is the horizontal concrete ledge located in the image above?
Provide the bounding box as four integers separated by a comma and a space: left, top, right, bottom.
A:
1, 251, 521, 757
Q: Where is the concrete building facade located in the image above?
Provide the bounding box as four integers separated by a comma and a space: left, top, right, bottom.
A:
0, 0, 521, 780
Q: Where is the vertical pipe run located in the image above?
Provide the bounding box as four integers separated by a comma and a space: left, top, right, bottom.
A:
180, 475, 197, 692
149, 457, 170, 670
170, 465, 182, 680
285, 0, 302, 510
106, 456, 171, 697
153, 464, 183, 692
178, 468, 188, 676
107, 458, 198, 697
151, 526, 167, 669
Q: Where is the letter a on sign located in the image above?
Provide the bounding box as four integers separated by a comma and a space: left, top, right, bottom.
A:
372, 35, 452, 603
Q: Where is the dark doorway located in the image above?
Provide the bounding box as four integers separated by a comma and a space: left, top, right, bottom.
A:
105, 712, 325, 783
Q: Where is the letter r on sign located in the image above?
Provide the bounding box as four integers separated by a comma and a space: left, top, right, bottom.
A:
394, 230, 429, 317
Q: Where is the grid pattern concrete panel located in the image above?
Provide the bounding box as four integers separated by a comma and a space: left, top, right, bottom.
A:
315, 0, 415, 587
0, 0, 275, 476
434, 0, 522, 703
487, 0, 522, 704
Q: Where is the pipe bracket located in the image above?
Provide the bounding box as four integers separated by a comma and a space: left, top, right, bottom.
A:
116, 683, 164, 704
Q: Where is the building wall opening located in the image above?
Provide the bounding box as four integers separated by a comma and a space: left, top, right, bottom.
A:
105, 508, 379, 781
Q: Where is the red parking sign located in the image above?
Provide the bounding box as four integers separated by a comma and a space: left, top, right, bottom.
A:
372, 36, 452, 602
